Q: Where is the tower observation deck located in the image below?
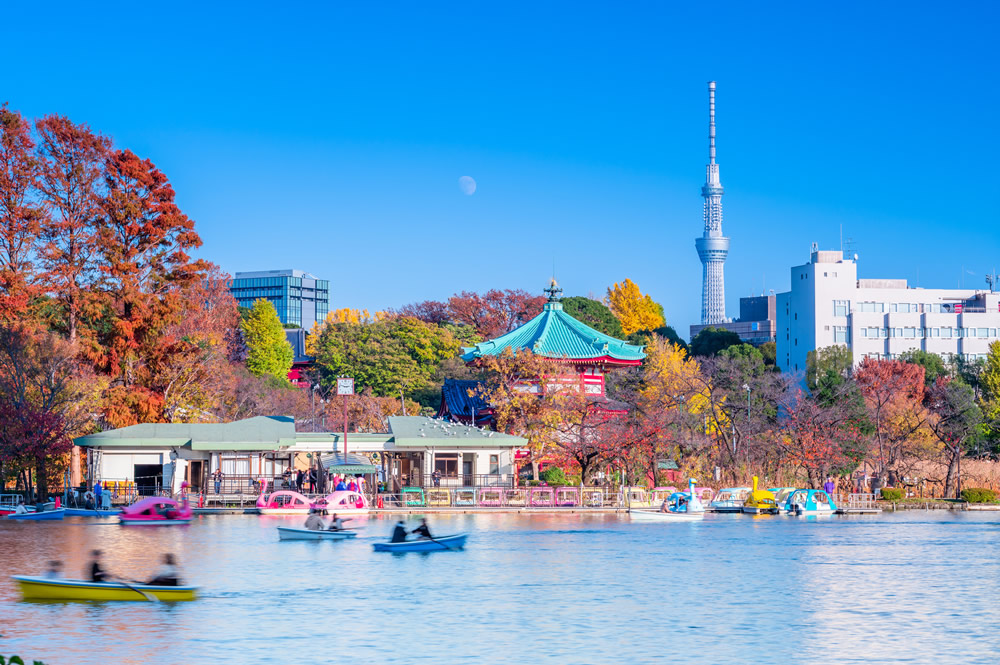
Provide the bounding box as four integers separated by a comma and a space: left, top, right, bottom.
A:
695, 81, 729, 325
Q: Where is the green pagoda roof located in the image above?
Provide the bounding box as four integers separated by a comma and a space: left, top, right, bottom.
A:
461, 293, 645, 365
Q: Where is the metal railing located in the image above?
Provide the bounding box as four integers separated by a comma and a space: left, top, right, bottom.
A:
375, 486, 619, 509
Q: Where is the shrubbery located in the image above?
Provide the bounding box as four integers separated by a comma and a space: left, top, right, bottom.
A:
880, 488, 904, 501
540, 466, 569, 486
960, 487, 998, 503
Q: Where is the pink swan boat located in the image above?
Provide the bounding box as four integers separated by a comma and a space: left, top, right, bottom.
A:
256, 479, 313, 515
119, 492, 193, 526
311, 490, 370, 516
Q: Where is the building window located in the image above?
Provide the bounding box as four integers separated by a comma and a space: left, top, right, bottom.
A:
489, 455, 500, 475
978, 328, 989, 337
434, 453, 459, 478
903, 327, 916, 338
834, 326, 849, 343
834, 300, 849, 316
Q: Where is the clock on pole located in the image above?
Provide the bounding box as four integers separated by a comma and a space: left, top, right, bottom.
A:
336, 377, 354, 396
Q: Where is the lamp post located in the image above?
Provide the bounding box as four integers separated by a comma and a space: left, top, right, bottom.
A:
742, 383, 750, 461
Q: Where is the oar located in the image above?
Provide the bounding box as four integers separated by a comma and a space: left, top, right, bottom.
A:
117, 577, 160, 603
420, 532, 457, 551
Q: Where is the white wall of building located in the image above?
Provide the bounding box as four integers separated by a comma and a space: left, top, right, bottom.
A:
777, 250, 1000, 376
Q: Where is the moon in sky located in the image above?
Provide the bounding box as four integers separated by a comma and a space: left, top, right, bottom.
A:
458, 175, 477, 195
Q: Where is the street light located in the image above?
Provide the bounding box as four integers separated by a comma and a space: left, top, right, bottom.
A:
742, 384, 751, 459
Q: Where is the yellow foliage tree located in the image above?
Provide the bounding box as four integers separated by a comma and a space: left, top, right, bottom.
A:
640, 338, 711, 414
606, 279, 665, 335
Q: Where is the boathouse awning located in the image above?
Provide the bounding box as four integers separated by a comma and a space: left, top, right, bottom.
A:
73, 416, 298, 450
319, 452, 378, 474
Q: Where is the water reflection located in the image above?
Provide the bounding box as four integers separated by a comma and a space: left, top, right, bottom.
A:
1, 512, 998, 663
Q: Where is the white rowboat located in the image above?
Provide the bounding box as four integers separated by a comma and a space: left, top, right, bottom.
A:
628, 509, 704, 522
277, 526, 358, 540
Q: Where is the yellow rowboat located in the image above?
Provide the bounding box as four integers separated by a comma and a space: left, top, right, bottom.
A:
13, 575, 199, 602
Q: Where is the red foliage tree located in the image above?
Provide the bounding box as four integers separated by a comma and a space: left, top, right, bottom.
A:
395, 299, 450, 324
0, 104, 44, 324
447, 289, 546, 340
854, 357, 928, 483
35, 114, 111, 341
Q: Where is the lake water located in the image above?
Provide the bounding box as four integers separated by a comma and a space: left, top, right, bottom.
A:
2, 511, 998, 664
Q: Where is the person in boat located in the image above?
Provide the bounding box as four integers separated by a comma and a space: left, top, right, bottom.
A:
147, 553, 182, 587
14, 498, 27, 514
89, 550, 109, 583
44, 560, 63, 579
659, 497, 670, 513
304, 508, 326, 531
335, 477, 347, 492
390, 520, 408, 543
328, 513, 347, 531
411, 518, 432, 540
347, 477, 358, 492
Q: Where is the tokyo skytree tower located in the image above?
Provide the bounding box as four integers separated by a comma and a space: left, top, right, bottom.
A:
695, 81, 729, 325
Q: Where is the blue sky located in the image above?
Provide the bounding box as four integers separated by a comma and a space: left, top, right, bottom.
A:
4, 1, 998, 337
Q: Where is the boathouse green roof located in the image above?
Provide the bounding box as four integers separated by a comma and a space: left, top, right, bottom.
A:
75, 416, 526, 451
74, 416, 298, 450
460, 298, 645, 365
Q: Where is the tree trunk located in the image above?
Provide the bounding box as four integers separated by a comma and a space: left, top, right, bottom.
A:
944, 446, 958, 498
36, 456, 49, 500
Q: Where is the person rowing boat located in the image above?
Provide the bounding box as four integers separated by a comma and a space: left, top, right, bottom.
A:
411, 518, 432, 540
304, 508, 326, 530
146, 553, 182, 587
327, 513, 349, 531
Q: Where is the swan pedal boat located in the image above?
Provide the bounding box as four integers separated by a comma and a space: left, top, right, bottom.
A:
119, 497, 193, 525
256, 479, 313, 515
373, 534, 468, 552
12, 575, 199, 602
5, 508, 65, 521
277, 526, 358, 540
628, 509, 704, 522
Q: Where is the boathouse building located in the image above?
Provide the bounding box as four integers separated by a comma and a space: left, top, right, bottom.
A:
75, 416, 527, 497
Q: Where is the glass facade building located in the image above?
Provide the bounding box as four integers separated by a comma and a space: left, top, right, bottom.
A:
230, 269, 330, 330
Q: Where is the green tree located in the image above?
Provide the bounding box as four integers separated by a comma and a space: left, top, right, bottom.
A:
898, 349, 948, 385
690, 327, 741, 357
719, 343, 765, 366
805, 346, 853, 394
561, 296, 623, 338
240, 299, 293, 382
758, 341, 776, 367
312, 316, 460, 398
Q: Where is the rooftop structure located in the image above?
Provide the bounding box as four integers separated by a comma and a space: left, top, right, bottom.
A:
695, 81, 729, 325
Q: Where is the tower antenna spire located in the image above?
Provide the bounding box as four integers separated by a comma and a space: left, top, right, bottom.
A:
709, 80, 716, 165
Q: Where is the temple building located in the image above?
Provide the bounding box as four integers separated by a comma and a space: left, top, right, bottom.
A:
439, 281, 646, 422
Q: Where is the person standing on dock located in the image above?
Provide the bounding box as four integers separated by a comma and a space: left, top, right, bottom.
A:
824, 477, 836, 495
213, 468, 223, 495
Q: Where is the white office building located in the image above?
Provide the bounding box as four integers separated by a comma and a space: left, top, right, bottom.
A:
777, 250, 1000, 375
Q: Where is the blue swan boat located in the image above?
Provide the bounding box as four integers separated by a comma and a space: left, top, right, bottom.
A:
783, 489, 837, 515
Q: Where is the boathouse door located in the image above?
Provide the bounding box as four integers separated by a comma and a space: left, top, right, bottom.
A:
187, 460, 204, 493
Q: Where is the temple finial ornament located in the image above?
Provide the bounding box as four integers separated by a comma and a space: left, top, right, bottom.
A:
544, 278, 563, 302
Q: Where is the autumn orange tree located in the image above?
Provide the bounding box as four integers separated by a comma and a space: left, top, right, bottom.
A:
472, 348, 572, 480
0, 104, 44, 324
35, 115, 111, 341
855, 358, 932, 485
90, 149, 209, 427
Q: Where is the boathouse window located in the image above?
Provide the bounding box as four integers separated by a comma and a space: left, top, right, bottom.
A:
489, 455, 500, 475
434, 453, 459, 478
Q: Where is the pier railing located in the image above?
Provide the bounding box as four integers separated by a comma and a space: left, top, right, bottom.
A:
834, 493, 879, 510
